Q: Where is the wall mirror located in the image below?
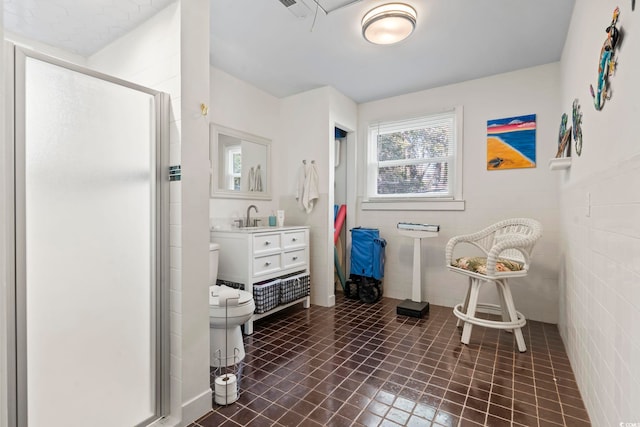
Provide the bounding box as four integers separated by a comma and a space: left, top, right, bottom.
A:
210, 123, 271, 200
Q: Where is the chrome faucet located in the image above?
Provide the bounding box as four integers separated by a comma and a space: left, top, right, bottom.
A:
246, 205, 258, 227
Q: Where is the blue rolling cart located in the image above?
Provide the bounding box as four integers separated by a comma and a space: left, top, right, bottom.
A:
346, 227, 386, 303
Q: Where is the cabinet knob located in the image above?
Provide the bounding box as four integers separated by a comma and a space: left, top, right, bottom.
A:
265, 261, 271, 266
292, 256, 298, 261
264, 241, 271, 245
292, 238, 297, 242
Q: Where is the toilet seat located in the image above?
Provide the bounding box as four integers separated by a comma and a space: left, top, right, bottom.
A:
208, 285, 255, 324
209, 285, 252, 307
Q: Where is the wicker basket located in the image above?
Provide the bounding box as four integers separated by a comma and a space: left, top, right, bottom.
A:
252, 278, 281, 314
280, 273, 310, 304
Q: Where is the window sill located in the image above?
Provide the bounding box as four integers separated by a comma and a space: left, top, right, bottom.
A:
361, 199, 465, 211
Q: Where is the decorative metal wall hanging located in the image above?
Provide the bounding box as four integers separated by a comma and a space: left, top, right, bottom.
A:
572, 99, 584, 156
556, 113, 572, 158
589, 7, 620, 111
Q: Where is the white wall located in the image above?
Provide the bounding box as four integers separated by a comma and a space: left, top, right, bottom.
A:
208, 67, 281, 225
88, 4, 188, 424
278, 87, 357, 307
279, 88, 332, 306
176, 1, 211, 422
90, 1, 212, 425
558, 1, 640, 424
357, 63, 562, 323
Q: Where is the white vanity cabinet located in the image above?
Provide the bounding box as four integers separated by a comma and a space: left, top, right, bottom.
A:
211, 226, 310, 334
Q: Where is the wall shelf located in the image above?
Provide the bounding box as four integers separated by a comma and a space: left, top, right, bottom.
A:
549, 157, 572, 170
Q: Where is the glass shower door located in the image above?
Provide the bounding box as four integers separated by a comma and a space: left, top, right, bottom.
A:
14, 49, 168, 427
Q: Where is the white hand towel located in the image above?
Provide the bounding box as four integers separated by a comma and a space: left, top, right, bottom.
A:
254, 164, 263, 192
303, 163, 319, 214
248, 166, 255, 191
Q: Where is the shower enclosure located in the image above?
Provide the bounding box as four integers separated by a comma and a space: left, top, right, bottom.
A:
9, 47, 169, 427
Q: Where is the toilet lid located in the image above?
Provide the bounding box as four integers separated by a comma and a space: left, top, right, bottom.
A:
209, 285, 252, 306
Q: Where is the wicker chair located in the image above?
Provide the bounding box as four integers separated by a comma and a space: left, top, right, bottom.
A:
445, 218, 542, 352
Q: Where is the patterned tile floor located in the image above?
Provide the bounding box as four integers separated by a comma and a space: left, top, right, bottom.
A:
191, 295, 590, 426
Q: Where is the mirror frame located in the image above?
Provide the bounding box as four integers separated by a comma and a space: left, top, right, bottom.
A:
210, 123, 272, 200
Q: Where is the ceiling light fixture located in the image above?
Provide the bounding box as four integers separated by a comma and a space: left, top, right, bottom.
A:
362, 3, 417, 45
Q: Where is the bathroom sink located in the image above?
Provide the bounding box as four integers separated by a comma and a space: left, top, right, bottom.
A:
215, 226, 277, 233
211, 225, 307, 233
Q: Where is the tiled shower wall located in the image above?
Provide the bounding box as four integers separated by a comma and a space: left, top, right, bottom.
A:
559, 155, 640, 425
90, 1, 213, 422
559, 2, 640, 424
87, 2, 184, 419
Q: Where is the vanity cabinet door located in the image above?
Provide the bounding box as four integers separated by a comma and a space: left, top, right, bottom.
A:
253, 233, 281, 255
283, 248, 306, 270
283, 230, 306, 249
253, 253, 282, 276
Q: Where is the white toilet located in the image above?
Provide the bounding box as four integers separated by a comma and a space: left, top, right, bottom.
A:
209, 243, 255, 367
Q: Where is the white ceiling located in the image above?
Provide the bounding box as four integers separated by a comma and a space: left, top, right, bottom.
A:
3, 0, 176, 56
4, 0, 576, 103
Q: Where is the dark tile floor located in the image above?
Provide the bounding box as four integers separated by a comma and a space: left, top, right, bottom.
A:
191, 295, 590, 427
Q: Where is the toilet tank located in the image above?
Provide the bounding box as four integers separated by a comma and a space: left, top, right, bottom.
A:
209, 243, 220, 286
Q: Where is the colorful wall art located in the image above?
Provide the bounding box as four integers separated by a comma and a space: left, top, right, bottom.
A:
486, 114, 537, 170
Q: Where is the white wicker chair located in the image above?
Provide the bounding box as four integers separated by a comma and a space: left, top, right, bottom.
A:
445, 218, 542, 352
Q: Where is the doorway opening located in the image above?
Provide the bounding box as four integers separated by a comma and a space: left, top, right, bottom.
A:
334, 127, 349, 295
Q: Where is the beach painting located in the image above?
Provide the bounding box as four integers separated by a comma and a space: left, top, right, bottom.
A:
487, 114, 536, 170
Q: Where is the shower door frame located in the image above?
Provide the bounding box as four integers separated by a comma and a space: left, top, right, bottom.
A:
8, 45, 170, 427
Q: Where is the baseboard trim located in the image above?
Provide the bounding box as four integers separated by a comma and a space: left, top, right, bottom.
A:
181, 388, 212, 427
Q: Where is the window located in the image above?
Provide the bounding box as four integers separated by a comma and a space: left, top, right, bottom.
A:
225, 146, 242, 190
365, 107, 463, 209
